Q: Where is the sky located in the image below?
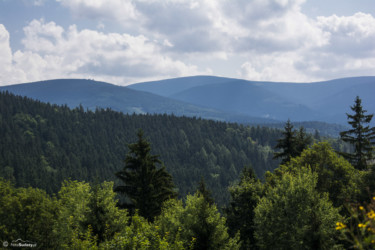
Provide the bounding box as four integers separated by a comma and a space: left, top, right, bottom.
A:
0, 0, 374, 86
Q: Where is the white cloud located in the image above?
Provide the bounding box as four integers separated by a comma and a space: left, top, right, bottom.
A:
55, 0, 325, 55
2, 1, 375, 85
0, 24, 12, 67
22, 19, 64, 52
286, 12, 375, 80
57, 0, 139, 22
239, 52, 312, 82
317, 12, 375, 57
0, 20, 209, 86
0, 24, 27, 85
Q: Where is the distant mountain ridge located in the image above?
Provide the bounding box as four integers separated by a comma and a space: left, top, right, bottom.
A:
0, 79, 275, 124
129, 75, 375, 124
1, 76, 374, 136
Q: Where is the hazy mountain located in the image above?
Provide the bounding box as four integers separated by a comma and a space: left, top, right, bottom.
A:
127, 76, 235, 96
170, 80, 316, 121
129, 76, 375, 124
0, 79, 275, 124
2, 76, 374, 136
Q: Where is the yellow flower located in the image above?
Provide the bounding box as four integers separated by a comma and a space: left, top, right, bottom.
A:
373, 197, 375, 200
336, 222, 346, 230
358, 223, 366, 228
367, 210, 375, 220
359, 206, 364, 211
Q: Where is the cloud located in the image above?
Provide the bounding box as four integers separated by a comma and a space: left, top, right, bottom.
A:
317, 12, 375, 57
239, 52, 311, 82
238, 11, 375, 81
33, 0, 46, 6
2, 1, 375, 85
0, 24, 12, 67
287, 12, 375, 80
0, 24, 27, 85
0, 20, 210, 85
56, 0, 329, 55
57, 0, 139, 22
22, 20, 64, 52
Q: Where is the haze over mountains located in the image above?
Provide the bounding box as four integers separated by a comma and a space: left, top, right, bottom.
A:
129, 76, 375, 124
0, 79, 273, 124
1, 76, 374, 131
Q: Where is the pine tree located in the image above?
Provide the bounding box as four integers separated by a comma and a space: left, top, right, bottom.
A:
296, 126, 313, 154
340, 96, 375, 170
114, 129, 177, 221
273, 119, 298, 164
225, 166, 263, 249
274, 120, 312, 165
197, 177, 215, 206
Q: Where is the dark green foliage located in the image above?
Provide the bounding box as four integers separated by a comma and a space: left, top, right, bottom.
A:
274, 120, 313, 165
254, 168, 342, 250
0, 178, 59, 249
0, 91, 280, 205
296, 126, 313, 154
273, 119, 297, 164
266, 121, 349, 138
271, 142, 360, 208
196, 177, 215, 206
225, 166, 264, 249
115, 130, 177, 221
84, 182, 128, 244
340, 96, 375, 170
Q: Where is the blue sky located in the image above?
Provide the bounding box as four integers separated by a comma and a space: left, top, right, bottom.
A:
0, 0, 374, 86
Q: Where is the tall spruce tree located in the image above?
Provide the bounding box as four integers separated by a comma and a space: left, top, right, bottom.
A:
274, 120, 312, 165
225, 166, 264, 250
197, 177, 215, 206
114, 129, 177, 221
274, 119, 297, 164
340, 96, 375, 170
296, 126, 313, 154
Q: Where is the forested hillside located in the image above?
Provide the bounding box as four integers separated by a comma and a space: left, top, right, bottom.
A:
1, 91, 374, 249
0, 91, 281, 205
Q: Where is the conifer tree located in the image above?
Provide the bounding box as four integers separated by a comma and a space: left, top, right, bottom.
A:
274, 120, 312, 165
340, 96, 375, 170
296, 126, 313, 154
225, 166, 263, 249
114, 129, 177, 221
197, 177, 215, 206
273, 119, 298, 164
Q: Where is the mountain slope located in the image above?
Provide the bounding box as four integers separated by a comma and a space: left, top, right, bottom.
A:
129, 76, 375, 124
171, 80, 317, 121
0, 79, 275, 124
0, 91, 281, 205
127, 75, 234, 97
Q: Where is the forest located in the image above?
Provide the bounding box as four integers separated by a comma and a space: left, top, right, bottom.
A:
0, 91, 284, 205
0, 91, 374, 249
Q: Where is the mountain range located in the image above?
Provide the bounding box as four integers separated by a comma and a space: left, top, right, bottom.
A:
1, 75, 374, 135
129, 75, 375, 124
0, 79, 273, 124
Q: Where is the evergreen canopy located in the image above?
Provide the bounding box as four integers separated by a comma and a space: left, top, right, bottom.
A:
340, 96, 375, 170
273, 119, 312, 164
114, 129, 177, 221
